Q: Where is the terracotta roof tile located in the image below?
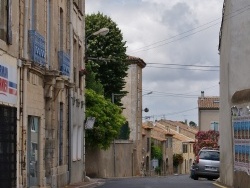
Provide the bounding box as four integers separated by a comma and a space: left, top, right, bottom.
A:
151, 135, 166, 142
158, 120, 198, 134
198, 97, 219, 109
169, 129, 195, 142
126, 55, 146, 68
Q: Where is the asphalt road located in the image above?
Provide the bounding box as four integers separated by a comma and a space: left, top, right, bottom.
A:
98, 175, 218, 188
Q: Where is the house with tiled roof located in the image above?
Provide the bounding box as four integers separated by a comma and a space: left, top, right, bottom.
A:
142, 120, 197, 175
142, 121, 174, 176
198, 91, 219, 131
156, 121, 196, 174
157, 119, 197, 139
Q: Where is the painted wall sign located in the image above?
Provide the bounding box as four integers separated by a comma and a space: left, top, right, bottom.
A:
232, 106, 250, 175
0, 59, 17, 105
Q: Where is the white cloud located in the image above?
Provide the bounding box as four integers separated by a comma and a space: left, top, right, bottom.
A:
85, 0, 223, 124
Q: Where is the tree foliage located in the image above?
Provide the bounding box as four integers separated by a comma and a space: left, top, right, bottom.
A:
118, 121, 130, 140
85, 12, 128, 105
193, 130, 219, 155
85, 63, 104, 95
85, 89, 126, 150
189, 121, 197, 128
151, 143, 163, 161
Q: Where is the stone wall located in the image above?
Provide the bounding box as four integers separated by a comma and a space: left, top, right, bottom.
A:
86, 140, 134, 178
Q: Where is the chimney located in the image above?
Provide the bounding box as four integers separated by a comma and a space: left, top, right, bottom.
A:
201, 91, 204, 99
185, 119, 187, 125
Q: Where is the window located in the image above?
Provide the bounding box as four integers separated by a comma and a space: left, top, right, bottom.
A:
147, 138, 150, 152
72, 125, 77, 161
168, 138, 173, 148
59, 103, 63, 165
59, 8, 63, 51
78, 0, 84, 14
199, 151, 220, 161
31, 121, 38, 132
77, 126, 82, 159
210, 121, 219, 131
183, 144, 188, 153
47, 0, 52, 67
72, 124, 82, 161
0, 0, 12, 44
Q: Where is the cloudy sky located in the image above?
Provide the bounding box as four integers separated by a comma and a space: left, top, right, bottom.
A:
85, 0, 223, 124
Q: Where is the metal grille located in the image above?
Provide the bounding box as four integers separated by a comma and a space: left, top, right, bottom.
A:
0, 106, 17, 188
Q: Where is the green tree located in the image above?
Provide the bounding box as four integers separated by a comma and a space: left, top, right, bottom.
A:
189, 121, 197, 128
118, 121, 130, 140
85, 12, 128, 105
85, 89, 126, 150
85, 63, 104, 95
151, 143, 163, 161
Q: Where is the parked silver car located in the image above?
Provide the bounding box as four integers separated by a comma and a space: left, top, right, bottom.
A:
190, 147, 220, 180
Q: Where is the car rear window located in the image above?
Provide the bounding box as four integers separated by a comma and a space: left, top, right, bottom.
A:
199, 151, 220, 161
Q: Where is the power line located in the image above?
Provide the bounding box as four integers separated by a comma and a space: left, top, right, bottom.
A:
146, 66, 219, 71
128, 4, 250, 53
143, 107, 198, 119
141, 84, 218, 95
147, 63, 219, 68
141, 83, 219, 99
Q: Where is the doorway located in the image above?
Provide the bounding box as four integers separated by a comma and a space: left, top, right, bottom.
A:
28, 116, 39, 187
0, 106, 17, 187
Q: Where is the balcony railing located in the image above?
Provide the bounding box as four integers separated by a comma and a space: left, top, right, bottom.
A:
28, 30, 46, 66
58, 51, 70, 77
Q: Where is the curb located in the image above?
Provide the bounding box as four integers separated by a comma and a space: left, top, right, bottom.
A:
64, 179, 105, 188
213, 182, 227, 188
77, 182, 100, 188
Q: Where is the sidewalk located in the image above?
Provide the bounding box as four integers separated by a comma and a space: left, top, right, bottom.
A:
64, 179, 105, 188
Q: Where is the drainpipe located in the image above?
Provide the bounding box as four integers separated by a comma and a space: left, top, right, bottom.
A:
20, 0, 29, 186
68, 89, 72, 184
111, 94, 116, 177
23, 0, 28, 59
68, 0, 73, 184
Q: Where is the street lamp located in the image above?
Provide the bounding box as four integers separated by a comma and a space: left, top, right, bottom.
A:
92, 28, 109, 36
85, 27, 109, 59
86, 27, 109, 42
81, 27, 110, 76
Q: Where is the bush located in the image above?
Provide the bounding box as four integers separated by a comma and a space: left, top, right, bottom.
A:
155, 166, 161, 175
193, 130, 219, 155
173, 153, 184, 167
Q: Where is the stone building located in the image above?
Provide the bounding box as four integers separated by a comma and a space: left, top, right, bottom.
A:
0, 0, 86, 187
150, 122, 174, 176
158, 119, 197, 139
142, 123, 153, 176
150, 120, 196, 175
121, 55, 147, 176
0, 1, 20, 187
85, 55, 146, 178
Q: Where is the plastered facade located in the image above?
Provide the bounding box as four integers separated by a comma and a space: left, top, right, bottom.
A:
219, 0, 250, 187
